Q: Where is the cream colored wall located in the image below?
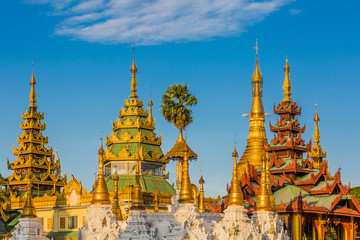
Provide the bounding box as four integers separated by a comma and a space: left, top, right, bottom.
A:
36, 205, 89, 233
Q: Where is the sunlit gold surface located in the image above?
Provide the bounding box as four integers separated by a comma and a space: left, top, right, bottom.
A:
22, 173, 36, 218
309, 108, 327, 161
198, 172, 205, 212
178, 144, 193, 204
282, 59, 292, 102
164, 130, 197, 160
91, 141, 111, 205
112, 171, 122, 220
228, 146, 244, 206
130, 159, 145, 210
129, 52, 138, 99
154, 188, 159, 212
256, 153, 273, 211
239, 44, 267, 171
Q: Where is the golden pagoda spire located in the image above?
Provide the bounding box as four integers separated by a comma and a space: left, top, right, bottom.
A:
22, 172, 36, 218
91, 139, 111, 205
148, 93, 154, 124
129, 44, 138, 99
154, 188, 159, 212
239, 40, 267, 171
112, 170, 122, 220
256, 153, 273, 211
29, 63, 37, 109
198, 170, 205, 213
130, 157, 145, 210
228, 145, 244, 206
178, 142, 193, 204
309, 104, 327, 161
282, 53, 292, 102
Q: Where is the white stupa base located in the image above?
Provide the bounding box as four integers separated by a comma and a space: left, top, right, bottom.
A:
251, 211, 289, 240
11, 218, 48, 240
78, 204, 119, 240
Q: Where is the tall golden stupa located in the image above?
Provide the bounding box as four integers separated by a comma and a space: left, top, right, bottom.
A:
239, 41, 267, 172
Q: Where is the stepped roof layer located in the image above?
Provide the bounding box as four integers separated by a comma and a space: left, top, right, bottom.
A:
4, 72, 66, 196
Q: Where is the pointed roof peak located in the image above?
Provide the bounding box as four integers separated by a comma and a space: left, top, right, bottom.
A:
129, 44, 138, 99
282, 54, 292, 103
232, 144, 238, 158
22, 172, 36, 218
29, 67, 37, 109
314, 103, 320, 122
251, 39, 263, 82
98, 138, 104, 155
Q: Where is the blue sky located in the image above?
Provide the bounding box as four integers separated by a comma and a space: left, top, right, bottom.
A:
0, 0, 359, 196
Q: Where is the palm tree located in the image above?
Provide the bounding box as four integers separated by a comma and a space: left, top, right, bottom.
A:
161, 84, 197, 139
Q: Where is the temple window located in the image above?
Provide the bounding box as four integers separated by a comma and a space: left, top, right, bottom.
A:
68, 216, 78, 229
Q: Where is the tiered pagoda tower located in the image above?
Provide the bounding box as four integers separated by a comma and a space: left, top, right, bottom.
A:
5, 72, 66, 196
239, 42, 267, 172
104, 54, 175, 209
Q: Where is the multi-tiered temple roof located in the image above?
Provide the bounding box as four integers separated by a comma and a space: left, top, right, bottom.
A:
6, 72, 66, 196
104, 55, 175, 206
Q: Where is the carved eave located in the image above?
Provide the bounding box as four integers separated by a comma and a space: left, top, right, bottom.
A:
124, 98, 144, 108
163, 140, 198, 160
112, 116, 155, 131
106, 131, 162, 146
8, 156, 59, 171
273, 101, 302, 115
22, 110, 45, 120
309, 144, 327, 159
18, 133, 49, 145
269, 120, 305, 133
20, 119, 46, 131
13, 143, 53, 156
119, 106, 148, 118
104, 147, 168, 164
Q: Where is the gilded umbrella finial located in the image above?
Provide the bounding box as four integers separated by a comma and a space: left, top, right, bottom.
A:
129, 43, 138, 99
282, 47, 292, 102
29, 62, 37, 109
22, 171, 37, 218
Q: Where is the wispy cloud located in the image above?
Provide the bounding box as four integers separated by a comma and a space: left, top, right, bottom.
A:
289, 8, 302, 15
27, 0, 293, 45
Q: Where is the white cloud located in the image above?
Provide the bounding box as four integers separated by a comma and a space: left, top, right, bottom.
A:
289, 8, 302, 15
27, 0, 293, 45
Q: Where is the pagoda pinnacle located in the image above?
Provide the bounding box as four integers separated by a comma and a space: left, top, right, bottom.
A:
282, 58, 293, 102
130, 158, 145, 210
239, 40, 267, 171
29, 71, 37, 109
228, 145, 243, 206
129, 47, 138, 99
309, 105, 327, 160
22, 172, 36, 218
198, 171, 205, 213
178, 142, 194, 204
148, 96, 154, 124
91, 139, 111, 205
112, 170, 122, 220
256, 153, 273, 211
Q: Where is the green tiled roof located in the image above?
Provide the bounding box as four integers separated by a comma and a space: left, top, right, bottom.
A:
311, 180, 335, 191
46, 231, 78, 240
105, 175, 175, 195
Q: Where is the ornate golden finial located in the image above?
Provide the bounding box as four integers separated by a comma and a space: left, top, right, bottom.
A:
309, 104, 327, 161
282, 48, 292, 102
148, 87, 154, 124
256, 152, 273, 211
91, 139, 111, 205
130, 158, 145, 210
129, 43, 138, 99
29, 62, 37, 109
239, 40, 267, 171
198, 170, 205, 213
112, 170, 122, 220
22, 172, 36, 218
251, 39, 263, 83
228, 144, 243, 206
179, 142, 193, 204
154, 188, 159, 212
